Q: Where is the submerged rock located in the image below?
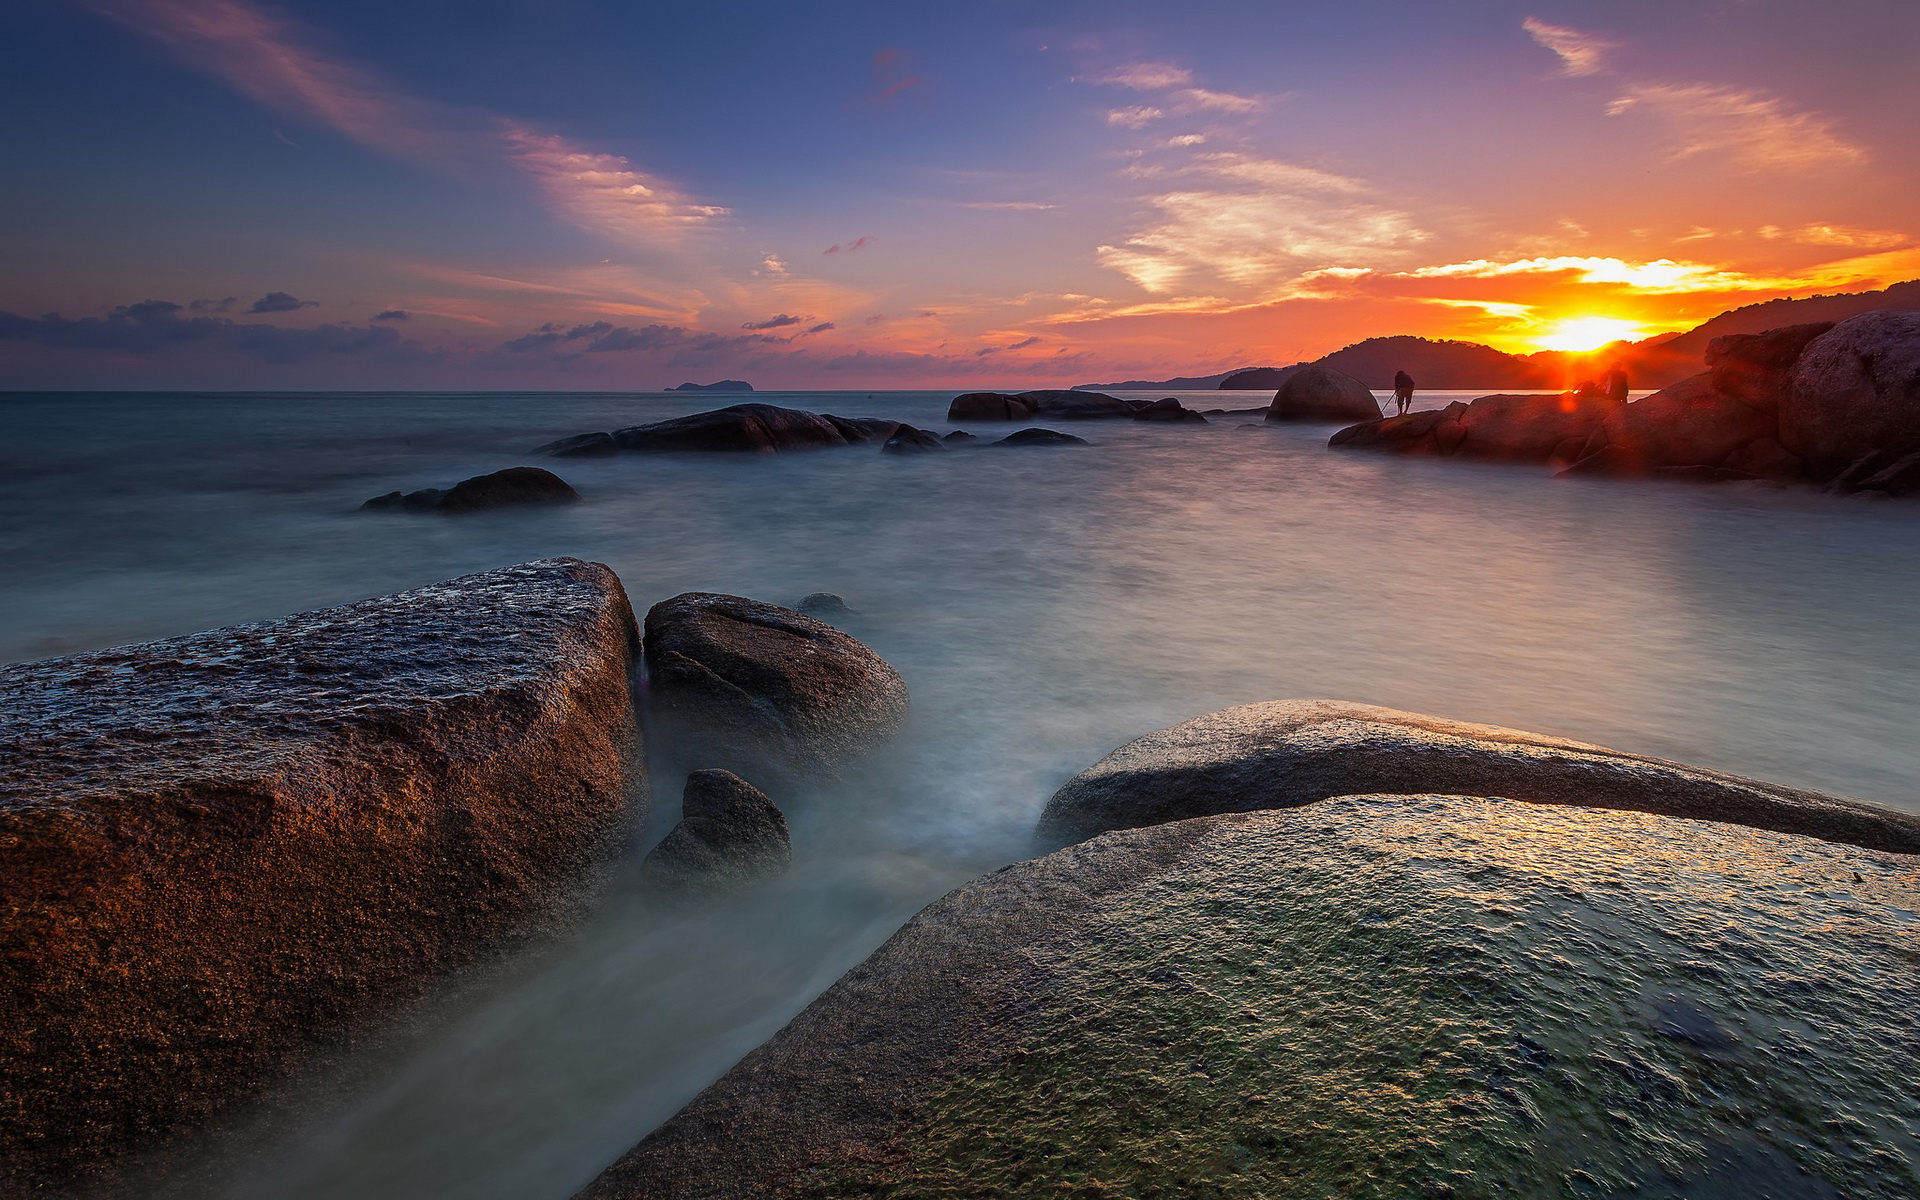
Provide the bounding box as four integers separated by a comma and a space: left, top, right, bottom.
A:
991, 427, 1089, 448
823, 415, 905, 444
0, 559, 644, 1194
1266, 365, 1381, 422
942, 430, 978, 445
882, 425, 948, 454
792, 592, 856, 619
1019, 389, 1134, 419
1132, 396, 1208, 423
362, 466, 581, 513
1034, 699, 1920, 852
612, 404, 851, 454
640, 770, 790, 890
535, 431, 619, 457
644, 592, 909, 783
581, 795, 1920, 1199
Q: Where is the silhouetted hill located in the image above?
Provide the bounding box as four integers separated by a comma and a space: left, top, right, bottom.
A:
1072, 369, 1246, 390
1072, 279, 1920, 393
670, 380, 754, 392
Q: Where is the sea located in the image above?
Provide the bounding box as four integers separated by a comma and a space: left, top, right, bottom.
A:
5, 388, 1919, 1198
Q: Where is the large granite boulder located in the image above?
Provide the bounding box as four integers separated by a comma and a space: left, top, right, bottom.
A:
1018, 389, 1134, 419
992, 427, 1089, 447
643, 593, 909, 783
1132, 396, 1208, 423
1266, 366, 1381, 422
362, 466, 583, 513
822, 415, 905, 444
0, 559, 644, 1194
639, 770, 790, 890
581, 794, 1920, 1199
536, 432, 618, 457
1704, 322, 1834, 411
882, 425, 948, 454
612, 404, 851, 454
947, 393, 1036, 422
1034, 699, 1920, 853
1781, 311, 1920, 482
1560, 374, 1780, 478
1332, 393, 1614, 467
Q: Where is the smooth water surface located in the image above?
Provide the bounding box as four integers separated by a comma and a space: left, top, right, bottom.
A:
4, 388, 1918, 1198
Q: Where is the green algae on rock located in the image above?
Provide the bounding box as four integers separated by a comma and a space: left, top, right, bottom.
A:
580, 796, 1920, 1200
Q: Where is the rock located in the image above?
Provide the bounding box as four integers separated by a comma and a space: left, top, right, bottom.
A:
639, 770, 790, 890
580, 795, 1920, 1200
1854, 449, 1920, 497
882, 426, 948, 454
1132, 397, 1208, 424
535, 431, 618, 457
822, 415, 905, 444
1704, 322, 1834, 410
1327, 402, 1464, 454
1017, 389, 1134, 419
1336, 394, 1614, 466
990, 428, 1089, 448
947, 393, 1035, 422
643, 593, 909, 784
1266, 366, 1381, 422
942, 430, 978, 445
1560, 374, 1776, 477
611, 405, 850, 454
360, 467, 581, 514
0, 559, 644, 1194
1782, 311, 1920, 482
792, 592, 855, 619
1721, 436, 1804, 481
1033, 699, 1920, 853
670, 380, 753, 392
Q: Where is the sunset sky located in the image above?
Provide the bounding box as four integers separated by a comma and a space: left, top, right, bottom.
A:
4, 0, 1917, 389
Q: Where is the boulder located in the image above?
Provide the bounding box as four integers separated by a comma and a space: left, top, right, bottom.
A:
1327, 404, 1462, 454
882, 426, 948, 454
534, 431, 618, 457
822, 415, 905, 444
1266, 366, 1381, 422
1781, 311, 1920, 482
1018, 389, 1134, 419
361, 466, 582, 514
0, 559, 644, 1194
581, 795, 1920, 1199
611, 404, 850, 454
792, 592, 855, 619
1132, 397, 1208, 424
991, 428, 1089, 448
1560, 374, 1776, 476
1335, 393, 1614, 466
643, 593, 909, 784
1033, 699, 1920, 853
639, 770, 790, 890
947, 393, 1035, 422
942, 430, 978, 445
1703, 322, 1834, 411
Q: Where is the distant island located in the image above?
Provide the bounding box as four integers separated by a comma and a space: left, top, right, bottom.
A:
670, 380, 754, 392
1077, 279, 1920, 392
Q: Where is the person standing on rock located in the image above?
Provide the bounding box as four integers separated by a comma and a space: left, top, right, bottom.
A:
1603, 362, 1630, 404
1392, 370, 1415, 416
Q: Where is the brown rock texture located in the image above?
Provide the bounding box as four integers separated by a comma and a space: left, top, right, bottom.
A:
0, 557, 644, 1194
639, 769, 791, 890
946, 392, 1036, 422
643, 593, 909, 784
1331, 393, 1614, 466
1782, 311, 1920, 482
1033, 699, 1920, 853
1266, 365, 1381, 422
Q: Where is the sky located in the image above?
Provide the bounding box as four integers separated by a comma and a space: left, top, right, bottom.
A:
3, 0, 1917, 389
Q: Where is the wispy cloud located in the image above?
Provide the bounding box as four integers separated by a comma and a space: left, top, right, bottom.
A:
1095, 62, 1193, 91
77, 0, 449, 157
1759, 223, 1909, 249
1401, 254, 1802, 293
1522, 18, 1615, 76
959, 201, 1059, 211
741, 313, 804, 330
0, 297, 434, 362
497, 122, 730, 249
1607, 83, 1866, 169
823, 237, 872, 254
1107, 106, 1164, 129
249, 290, 317, 313
1100, 153, 1426, 296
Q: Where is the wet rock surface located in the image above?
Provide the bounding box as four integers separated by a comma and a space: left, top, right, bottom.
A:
1034, 699, 1920, 852
612, 404, 851, 454
991, 427, 1089, 448
1783, 311, 1920, 483
581, 795, 1920, 1200
947, 392, 1036, 422
643, 592, 909, 784
881, 425, 948, 454
361, 466, 581, 513
639, 770, 791, 890
792, 592, 856, 620
0, 558, 644, 1194
1266, 365, 1382, 422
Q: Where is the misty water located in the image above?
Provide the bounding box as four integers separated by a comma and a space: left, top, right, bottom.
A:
6, 388, 1920, 1198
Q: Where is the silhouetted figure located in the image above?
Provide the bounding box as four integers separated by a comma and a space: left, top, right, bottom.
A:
1602, 362, 1630, 404
1392, 370, 1415, 416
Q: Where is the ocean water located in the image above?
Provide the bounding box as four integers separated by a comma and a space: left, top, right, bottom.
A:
5, 388, 1920, 1198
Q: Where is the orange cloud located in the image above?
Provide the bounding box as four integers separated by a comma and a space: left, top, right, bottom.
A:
1607, 83, 1866, 170
1522, 18, 1616, 77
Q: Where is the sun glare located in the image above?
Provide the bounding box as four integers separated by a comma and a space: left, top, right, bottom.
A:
1534, 316, 1647, 353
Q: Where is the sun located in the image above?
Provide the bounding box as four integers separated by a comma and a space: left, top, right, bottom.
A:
1533, 316, 1648, 353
